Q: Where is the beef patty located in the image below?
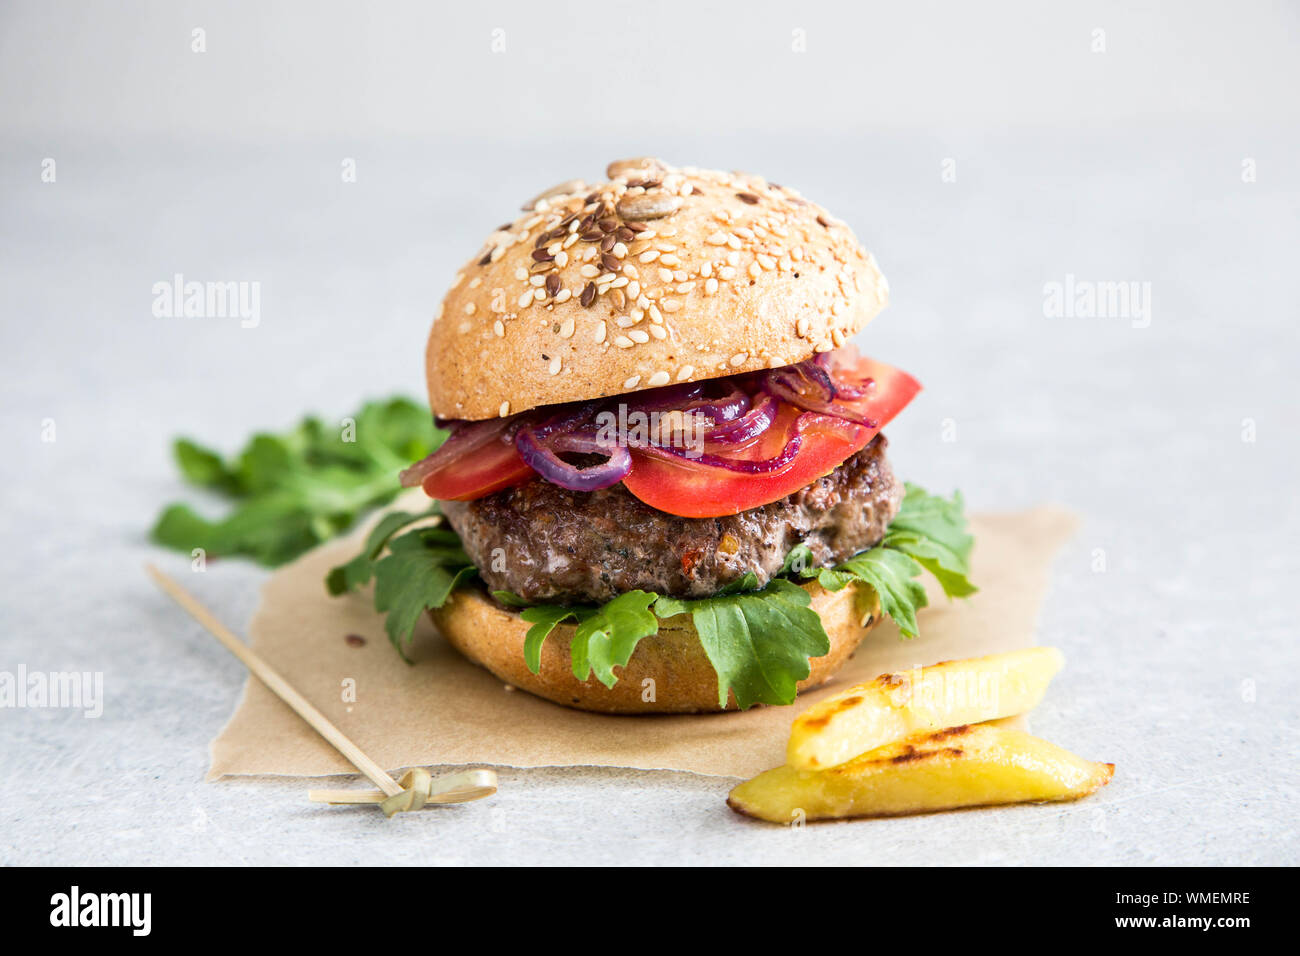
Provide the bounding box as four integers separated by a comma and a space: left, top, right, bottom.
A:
440, 435, 903, 605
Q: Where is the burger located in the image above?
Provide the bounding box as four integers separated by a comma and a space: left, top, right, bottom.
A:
328, 157, 975, 713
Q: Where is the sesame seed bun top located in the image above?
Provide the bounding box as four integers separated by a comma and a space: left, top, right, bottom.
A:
426, 158, 889, 420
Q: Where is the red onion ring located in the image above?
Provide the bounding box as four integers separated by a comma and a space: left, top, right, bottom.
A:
701, 393, 778, 447
514, 427, 631, 491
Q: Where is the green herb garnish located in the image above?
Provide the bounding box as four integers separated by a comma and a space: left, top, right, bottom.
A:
151, 397, 443, 566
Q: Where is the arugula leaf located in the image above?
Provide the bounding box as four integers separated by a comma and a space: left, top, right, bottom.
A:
370, 526, 477, 657
784, 484, 977, 639
151, 397, 444, 566
654, 579, 830, 710
325, 505, 442, 596
815, 548, 929, 637
322, 479, 975, 710
518, 591, 660, 688
882, 483, 977, 598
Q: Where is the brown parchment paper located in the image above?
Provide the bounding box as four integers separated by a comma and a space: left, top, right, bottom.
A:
208, 502, 1077, 780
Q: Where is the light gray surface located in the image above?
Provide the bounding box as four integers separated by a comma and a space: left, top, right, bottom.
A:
1, 3, 1298, 866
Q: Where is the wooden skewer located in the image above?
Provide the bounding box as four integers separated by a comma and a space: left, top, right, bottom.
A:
146, 563, 497, 812
309, 769, 497, 806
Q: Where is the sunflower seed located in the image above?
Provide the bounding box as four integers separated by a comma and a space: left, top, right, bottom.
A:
606, 157, 665, 180
522, 179, 585, 211
616, 193, 683, 221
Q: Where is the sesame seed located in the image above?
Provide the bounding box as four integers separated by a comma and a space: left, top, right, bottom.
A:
499, 401, 510, 417
627, 280, 641, 299
623, 375, 641, 389
719, 266, 737, 280
580, 264, 600, 278
559, 316, 575, 338
615, 315, 636, 328
494, 319, 506, 337
831, 328, 845, 347
648, 304, 664, 324
649, 324, 667, 339
757, 254, 776, 271
517, 291, 534, 309
706, 231, 729, 245
661, 298, 681, 313
614, 335, 634, 349
657, 267, 674, 283
464, 302, 476, 315
594, 320, 607, 343
748, 262, 762, 278
533, 288, 546, 301
647, 371, 670, 387
730, 352, 748, 366
705, 277, 719, 295
796, 316, 811, 337
628, 329, 650, 343
549, 356, 562, 375
555, 288, 572, 304
676, 282, 696, 294
676, 364, 695, 381
659, 253, 681, 267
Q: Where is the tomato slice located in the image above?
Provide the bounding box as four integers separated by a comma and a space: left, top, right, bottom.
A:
620, 355, 920, 517
418, 419, 536, 501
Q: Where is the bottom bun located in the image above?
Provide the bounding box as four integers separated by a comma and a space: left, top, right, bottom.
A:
429, 580, 882, 714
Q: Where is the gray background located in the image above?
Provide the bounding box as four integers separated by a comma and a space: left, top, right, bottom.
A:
1, 1, 1297, 865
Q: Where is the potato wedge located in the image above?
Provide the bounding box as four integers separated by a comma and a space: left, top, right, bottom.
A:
787, 647, 1065, 769
730, 723, 1113, 823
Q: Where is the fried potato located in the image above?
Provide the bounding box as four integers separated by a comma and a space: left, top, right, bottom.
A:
787, 647, 1065, 769
730, 723, 1113, 823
